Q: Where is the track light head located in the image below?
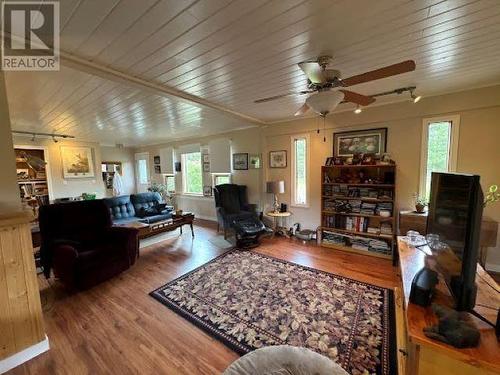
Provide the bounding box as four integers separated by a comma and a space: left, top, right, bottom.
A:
354, 105, 362, 114
410, 89, 421, 103
31, 134, 35, 142
52, 135, 58, 143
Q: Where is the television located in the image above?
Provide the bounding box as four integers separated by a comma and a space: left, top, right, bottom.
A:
426, 172, 484, 311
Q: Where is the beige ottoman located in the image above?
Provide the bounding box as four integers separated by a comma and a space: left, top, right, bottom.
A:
223, 345, 348, 375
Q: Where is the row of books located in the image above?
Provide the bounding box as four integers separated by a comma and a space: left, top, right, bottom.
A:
324, 185, 394, 200
323, 199, 393, 216
323, 215, 393, 235
322, 231, 392, 255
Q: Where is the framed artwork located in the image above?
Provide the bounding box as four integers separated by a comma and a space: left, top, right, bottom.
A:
153, 155, 160, 164
203, 162, 210, 172
269, 150, 287, 168
233, 153, 248, 170
154, 165, 161, 174
333, 128, 387, 157
203, 154, 210, 163
249, 154, 261, 169
203, 186, 213, 197
61, 146, 95, 178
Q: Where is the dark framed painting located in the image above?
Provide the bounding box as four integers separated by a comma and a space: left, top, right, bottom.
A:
154, 165, 161, 174
232, 153, 248, 170
269, 150, 287, 168
154, 155, 160, 164
333, 128, 387, 157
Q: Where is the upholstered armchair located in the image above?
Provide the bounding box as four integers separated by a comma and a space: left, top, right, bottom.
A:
39, 199, 139, 290
213, 184, 258, 239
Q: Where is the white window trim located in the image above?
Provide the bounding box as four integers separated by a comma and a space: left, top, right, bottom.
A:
419, 114, 460, 197
163, 174, 176, 193
181, 152, 203, 196
290, 133, 310, 208
212, 173, 232, 187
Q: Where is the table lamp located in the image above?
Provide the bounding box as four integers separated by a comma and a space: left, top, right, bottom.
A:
266, 181, 285, 213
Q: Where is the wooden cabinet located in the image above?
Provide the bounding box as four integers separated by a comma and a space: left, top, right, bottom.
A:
396, 238, 499, 375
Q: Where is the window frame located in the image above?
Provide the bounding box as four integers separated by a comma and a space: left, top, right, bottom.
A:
290, 133, 310, 208
181, 152, 203, 196
163, 174, 176, 194
212, 173, 232, 187
419, 115, 460, 198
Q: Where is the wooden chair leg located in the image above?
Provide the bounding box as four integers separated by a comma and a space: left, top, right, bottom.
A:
217, 223, 220, 232
224, 228, 227, 240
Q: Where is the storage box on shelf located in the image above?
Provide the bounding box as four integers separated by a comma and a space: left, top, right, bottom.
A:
320, 164, 396, 259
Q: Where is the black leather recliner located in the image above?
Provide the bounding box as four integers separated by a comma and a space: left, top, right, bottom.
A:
213, 184, 270, 247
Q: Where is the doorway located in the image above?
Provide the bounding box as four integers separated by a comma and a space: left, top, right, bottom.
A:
135, 152, 150, 193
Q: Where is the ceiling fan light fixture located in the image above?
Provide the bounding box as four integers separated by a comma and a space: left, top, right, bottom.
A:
305, 91, 345, 116
354, 105, 362, 114
410, 89, 422, 103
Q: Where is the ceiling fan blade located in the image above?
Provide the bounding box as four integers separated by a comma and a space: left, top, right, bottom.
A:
254, 90, 313, 103
294, 103, 310, 116
339, 90, 375, 106
342, 60, 416, 87
298, 62, 326, 84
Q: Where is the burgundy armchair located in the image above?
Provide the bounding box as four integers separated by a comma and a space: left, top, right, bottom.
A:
39, 200, 139, 290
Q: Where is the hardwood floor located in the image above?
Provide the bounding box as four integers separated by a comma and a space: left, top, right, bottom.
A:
8, 220, 399, 375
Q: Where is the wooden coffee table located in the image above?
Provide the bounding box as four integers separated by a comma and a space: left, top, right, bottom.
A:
116, 213, 195, 239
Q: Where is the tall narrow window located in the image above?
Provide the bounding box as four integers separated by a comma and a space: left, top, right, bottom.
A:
291, 134, 309, 207
182, 152, 202, 195
164, 174, 175, 193
420, 116, 460, 199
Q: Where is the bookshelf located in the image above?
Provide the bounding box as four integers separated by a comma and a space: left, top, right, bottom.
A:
320, 164, 397, 259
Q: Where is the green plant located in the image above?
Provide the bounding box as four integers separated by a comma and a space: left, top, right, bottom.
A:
484, 184, 499, 206
148, 182, 176, 208
413, 193, 428, 207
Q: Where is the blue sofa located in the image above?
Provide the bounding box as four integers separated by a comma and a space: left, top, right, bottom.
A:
103, 192, 173, 225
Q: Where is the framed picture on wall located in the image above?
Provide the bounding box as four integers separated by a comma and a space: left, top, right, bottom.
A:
203, 186, 213, 196
233, 153, 248, 170
154, 165, 161, 174
203, 162, 210, 172
203, 154, 210, 163
249, 154, 261, 169
333, 127, 387, 157
61, 146, 95, 178
269, 150, 287, 168
154, 155, 160, 164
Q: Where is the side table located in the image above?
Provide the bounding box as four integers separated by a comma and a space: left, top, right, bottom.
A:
266, 211, 292, 237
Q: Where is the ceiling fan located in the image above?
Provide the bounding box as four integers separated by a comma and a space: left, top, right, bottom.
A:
254, 56, 416, 116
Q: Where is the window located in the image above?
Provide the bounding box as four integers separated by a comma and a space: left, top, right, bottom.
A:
420, 115, 460, 199
182, 152, 203, 194
164, 174, 175, 193
291, 134, 309, 207
137, 159, 148, 184
212, 173, 231, 187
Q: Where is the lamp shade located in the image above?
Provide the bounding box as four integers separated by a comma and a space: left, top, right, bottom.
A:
305, 90, 345, 115
266, 181, 285, 194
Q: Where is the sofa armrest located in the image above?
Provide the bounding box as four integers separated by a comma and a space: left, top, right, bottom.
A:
53, 244, 78, 286
107, 226, 139, 265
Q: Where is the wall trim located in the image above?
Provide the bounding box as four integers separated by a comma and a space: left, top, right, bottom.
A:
0, 336, 49, 374
195, 215, 217, 222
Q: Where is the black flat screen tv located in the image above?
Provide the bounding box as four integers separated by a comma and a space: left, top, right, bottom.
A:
426, 172, 484, 311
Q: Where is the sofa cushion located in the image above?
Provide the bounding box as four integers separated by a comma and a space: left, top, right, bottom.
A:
136, 206, 160, 218
130, 192, 162, 212
103, 195, 135, 221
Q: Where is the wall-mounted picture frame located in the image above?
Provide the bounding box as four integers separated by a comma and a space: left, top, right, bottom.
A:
203, 185, 213, 197
203, 154, 210, 163
269, 150, 287, 168
233, 153, 248, 170
333, 127, 387, 157
175, 162, 181, 172
154, 155, 160, 164
203, 162, 210, 172
249, 154, 261, 169
154, 165, 161, 174
61, 146, 95, 178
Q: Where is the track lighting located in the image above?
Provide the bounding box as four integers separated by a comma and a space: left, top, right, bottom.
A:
52, 136, 58, 143
11, 130, 75, 141
354, 105, 362, 114
31, 133, 36, 142
410, 89, 421, 103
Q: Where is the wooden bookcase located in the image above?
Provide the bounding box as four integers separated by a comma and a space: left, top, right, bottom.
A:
320, 164, 397, 259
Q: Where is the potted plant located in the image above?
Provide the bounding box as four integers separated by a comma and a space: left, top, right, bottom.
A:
413, 193, 428, 213
148, 182, 176, 209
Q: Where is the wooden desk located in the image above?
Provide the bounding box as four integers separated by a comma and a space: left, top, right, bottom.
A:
396, 238, 500, 375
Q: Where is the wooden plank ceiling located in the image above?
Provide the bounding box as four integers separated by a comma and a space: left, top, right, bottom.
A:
6, 0, 500, 145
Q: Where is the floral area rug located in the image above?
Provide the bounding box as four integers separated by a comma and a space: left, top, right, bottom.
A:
150, 250, 396, 375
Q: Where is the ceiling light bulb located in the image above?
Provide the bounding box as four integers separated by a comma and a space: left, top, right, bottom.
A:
354, 105, 362, 114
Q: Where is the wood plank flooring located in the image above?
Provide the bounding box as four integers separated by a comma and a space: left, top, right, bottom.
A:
8, 220, 399, 375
